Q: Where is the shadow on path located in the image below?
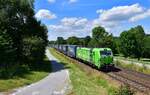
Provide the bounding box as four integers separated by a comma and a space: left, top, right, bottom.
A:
50, 60, 70, 73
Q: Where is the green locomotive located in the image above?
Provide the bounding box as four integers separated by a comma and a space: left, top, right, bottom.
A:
76, 47, 113, 69
54, 45, 114, 69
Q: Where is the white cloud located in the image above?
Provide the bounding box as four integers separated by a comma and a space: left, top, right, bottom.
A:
48, 0, 56, 3
48, 17, 91, 40
35, 9, 57, 20
49, 25, 70, 33
96, 9, 104, 14
129, 9, 150, 22
61, 17, 88, 27
75, 18, 88, 26
93, 3, 148, 30
99, 3, 144, 22
61, 17, 78, 26
93, 3, 150, 36
48, 0, 77, 4
69, 0, 78, 3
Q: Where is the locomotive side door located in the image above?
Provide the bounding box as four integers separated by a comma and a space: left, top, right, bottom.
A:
93, 50, 100, 68
91, 50, 97, 66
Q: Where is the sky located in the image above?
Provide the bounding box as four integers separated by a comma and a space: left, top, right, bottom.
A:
34, 0, 150, 41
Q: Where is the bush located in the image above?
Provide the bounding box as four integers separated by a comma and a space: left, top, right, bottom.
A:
114, 85, 135, 95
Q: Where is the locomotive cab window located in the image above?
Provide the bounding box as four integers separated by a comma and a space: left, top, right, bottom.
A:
100, 50, 112, 56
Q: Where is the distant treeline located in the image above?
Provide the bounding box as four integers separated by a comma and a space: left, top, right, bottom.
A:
0, 0, 48, 78
49, 25, 150, 59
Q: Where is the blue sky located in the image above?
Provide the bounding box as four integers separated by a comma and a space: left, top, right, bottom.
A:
34, 0, 150, 40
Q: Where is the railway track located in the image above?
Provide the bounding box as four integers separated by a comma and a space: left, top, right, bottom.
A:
55, 49, 150, 94
107, 72, 150, 94
107, 66, 150, 94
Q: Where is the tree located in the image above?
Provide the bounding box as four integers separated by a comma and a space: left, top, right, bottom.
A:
0, 0, 48, 78
88, 38, 99, 47
56, 37, 66, 44
103, 34, 113, 48
89, 26, 113, 48
49, 41, 56, 44
92, 26, 108, 39
67, 36, 79, 45
143, 36, 150, 58
78, 36, 91, 47
120, 31, 131, 57
112, 37, 120, 54
0, 30, 17, 77
84, 36, 91, 46
120, 25, 145, 59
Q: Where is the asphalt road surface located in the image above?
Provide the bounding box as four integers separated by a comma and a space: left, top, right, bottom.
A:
10, 49, 71, 95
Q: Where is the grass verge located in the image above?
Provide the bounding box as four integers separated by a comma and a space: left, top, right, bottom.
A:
0, 57, 51, 92
49, 48, 120, 95
114, 56, 150, 65
115, 59, 150, 75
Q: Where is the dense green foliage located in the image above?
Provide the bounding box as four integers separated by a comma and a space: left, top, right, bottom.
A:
56, 37, 66, 44
120, 26, 145, 59
112, 37, 120, 54
88, 26, 113, 48
79, 36, 91, 46
114, 85, 135, 95
143, 36, 150, 58
67, 36, 80, 45
49, 36, 91, 46
0, 0, 48, 78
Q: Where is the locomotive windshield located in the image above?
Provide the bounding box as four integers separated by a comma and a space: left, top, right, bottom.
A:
100, 50, 112, 56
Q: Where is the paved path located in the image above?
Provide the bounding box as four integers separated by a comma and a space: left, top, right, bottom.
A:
10, 49, 71, 95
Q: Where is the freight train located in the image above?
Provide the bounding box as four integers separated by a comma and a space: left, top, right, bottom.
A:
53, 45, 114, 69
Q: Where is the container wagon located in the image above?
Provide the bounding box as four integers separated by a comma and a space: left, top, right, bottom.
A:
67, 45, 78, 58
62, 45, 68, 55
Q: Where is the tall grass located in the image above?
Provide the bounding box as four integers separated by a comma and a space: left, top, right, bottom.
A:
115, 60, 150, 74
